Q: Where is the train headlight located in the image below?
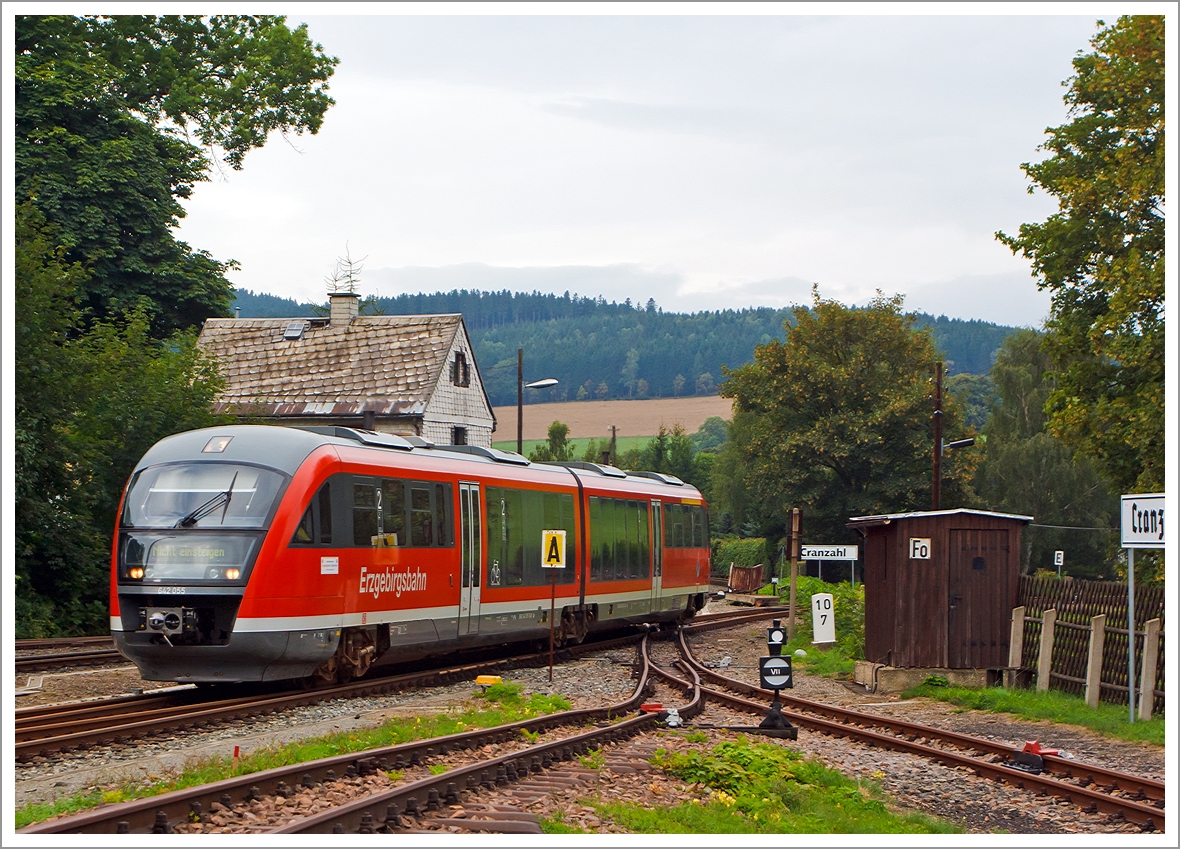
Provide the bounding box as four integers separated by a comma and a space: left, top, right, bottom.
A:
225, 567, 241, 580
129, 567, 144, 580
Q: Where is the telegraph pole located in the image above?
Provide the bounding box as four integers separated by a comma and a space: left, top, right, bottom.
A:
517, 348, 524, 455
932, 361, 943, 510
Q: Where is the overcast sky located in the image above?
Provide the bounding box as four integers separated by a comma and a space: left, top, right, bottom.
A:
174, 9, 1106, 327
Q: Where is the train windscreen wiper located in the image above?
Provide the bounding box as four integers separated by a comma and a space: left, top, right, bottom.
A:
176, 472, 238, 528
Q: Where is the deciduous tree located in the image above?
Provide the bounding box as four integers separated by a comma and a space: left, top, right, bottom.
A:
721, 292, 977, 545
16, 204, 226, 635
974, 330, 1119, 578
15, 15, 337, 335
997, 16, 1163, 492
529, 421, 577, 462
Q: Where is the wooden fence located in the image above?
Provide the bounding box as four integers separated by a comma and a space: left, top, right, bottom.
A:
1018, 576, 1165, 714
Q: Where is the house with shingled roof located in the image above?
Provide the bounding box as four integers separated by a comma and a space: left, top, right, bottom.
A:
197, 292, 496, 447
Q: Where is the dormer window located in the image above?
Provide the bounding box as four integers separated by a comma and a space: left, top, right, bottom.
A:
451, 351, 470, 387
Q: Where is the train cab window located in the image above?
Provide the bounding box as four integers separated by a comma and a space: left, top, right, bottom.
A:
291, 481, 332, 546
318, 482, 332, 543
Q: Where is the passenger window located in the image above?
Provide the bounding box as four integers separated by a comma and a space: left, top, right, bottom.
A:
410, 486, 433, 546
381, 479, 406, 545
353, 481, 378, 544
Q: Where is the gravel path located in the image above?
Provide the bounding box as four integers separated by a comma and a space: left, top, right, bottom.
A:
13, 606, 1165, 833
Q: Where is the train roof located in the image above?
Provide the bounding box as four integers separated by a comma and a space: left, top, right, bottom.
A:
134, 425, 705, 501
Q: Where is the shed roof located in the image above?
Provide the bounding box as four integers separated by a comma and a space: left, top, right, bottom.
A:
847, 508, 1033, 529
197, 314, 488, 418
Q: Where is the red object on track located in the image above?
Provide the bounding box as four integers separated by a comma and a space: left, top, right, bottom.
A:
1021, 741, 1060, 756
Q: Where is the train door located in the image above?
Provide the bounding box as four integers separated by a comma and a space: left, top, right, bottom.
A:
650, 501, 663, 610
458, 482, 482, 636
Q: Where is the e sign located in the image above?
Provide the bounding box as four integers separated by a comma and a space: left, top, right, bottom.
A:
909, 538, 931, 560
1121, 494, 1165, 549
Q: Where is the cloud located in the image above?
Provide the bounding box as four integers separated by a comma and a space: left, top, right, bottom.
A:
879, 271, 1051, 327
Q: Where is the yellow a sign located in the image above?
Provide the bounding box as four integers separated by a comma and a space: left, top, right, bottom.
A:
542, 529, 567, 568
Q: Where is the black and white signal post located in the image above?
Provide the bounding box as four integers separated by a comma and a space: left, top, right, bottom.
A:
758, 619, 797, 737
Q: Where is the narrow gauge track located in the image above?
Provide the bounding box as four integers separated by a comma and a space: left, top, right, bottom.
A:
15, 648, 128, 673
16, 636, 115, 651
671, 631, 1165, 832
15, 608, 782, 763
20, 634, 694, 835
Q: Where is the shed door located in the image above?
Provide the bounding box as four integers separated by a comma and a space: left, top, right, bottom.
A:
948, 529, 1010, 668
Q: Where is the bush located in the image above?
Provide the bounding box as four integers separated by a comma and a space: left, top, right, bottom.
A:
784, 576, 864, 660
714, 537, 768, 570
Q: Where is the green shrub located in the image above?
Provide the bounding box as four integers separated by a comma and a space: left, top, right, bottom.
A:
784, 576, 864, 661
715, 537, 768, 571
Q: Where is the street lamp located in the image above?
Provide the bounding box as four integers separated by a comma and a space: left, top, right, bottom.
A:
517, 348, 558, 455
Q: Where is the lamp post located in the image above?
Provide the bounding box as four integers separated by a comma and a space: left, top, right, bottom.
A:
516, 348, 558, 455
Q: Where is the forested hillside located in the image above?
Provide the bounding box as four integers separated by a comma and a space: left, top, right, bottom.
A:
235, 288, 1016, 406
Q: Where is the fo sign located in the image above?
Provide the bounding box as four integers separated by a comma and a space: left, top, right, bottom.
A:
759, 655, 793, 690
909, 538, 932, 560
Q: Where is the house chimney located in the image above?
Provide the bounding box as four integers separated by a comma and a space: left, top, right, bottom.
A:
329, 291, 361, 325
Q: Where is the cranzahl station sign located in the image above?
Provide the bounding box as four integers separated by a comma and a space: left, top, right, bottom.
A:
1121, 494, 1165, 548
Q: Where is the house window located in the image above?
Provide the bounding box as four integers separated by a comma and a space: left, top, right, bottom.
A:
451, 352, 470, 387
452, 426, 468, 446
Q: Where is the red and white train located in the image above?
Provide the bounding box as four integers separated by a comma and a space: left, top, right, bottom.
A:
111, 425, 711, 684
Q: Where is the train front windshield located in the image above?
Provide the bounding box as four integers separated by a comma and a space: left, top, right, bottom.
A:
118, 463, 286, 584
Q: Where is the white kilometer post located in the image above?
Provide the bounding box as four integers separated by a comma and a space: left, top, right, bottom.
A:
811, 593, 836, 645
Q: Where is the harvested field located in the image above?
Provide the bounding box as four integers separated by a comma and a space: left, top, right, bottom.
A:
492, 396, 733, 441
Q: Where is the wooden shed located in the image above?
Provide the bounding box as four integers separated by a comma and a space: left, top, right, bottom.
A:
848, 509, 1031, 670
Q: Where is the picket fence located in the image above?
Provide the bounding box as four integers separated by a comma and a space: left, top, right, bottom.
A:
1017, 576, 1165, 714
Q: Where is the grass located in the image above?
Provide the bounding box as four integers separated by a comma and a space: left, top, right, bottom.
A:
900, 683, 1165, 746
539, 736, 959, 834
14, 680, 570, 829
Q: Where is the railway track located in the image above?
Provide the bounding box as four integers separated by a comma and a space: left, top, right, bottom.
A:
16, 636, 115, 651
19, 634, 683, 834
16, 608, 1161, 834
15, 608, 782, 762
15, 648, 128, 673
671, 631, 1165, 832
